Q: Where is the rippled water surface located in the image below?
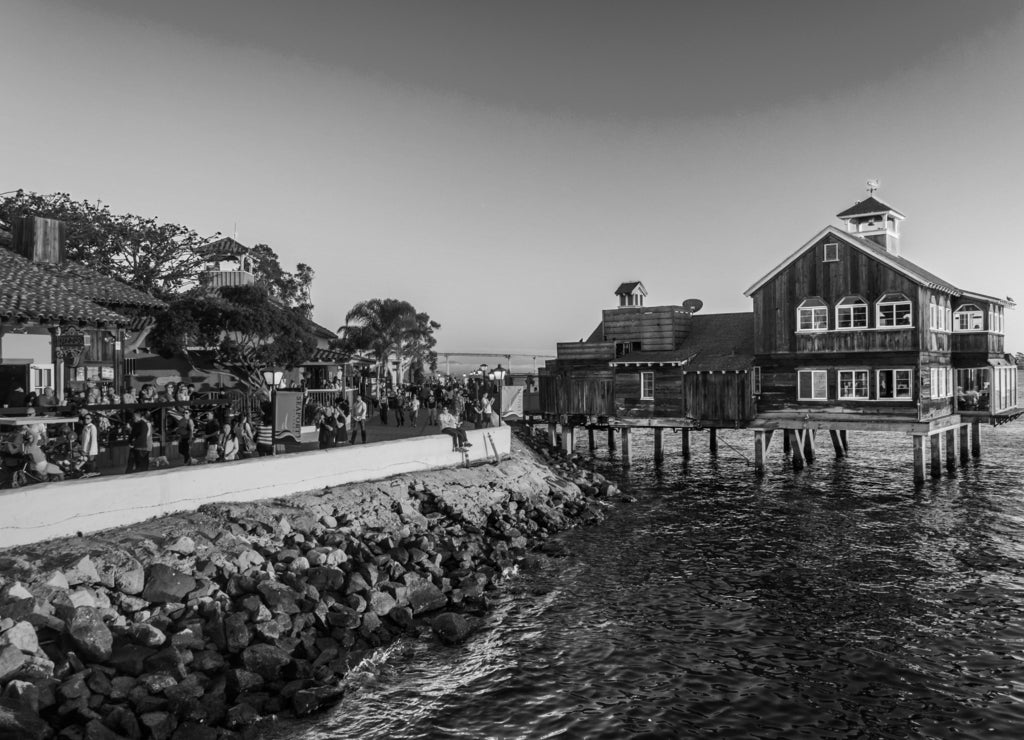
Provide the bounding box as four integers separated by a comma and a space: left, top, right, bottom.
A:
261, 424, 1024, 739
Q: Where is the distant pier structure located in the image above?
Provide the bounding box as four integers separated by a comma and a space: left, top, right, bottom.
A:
538, 195, 1021, 483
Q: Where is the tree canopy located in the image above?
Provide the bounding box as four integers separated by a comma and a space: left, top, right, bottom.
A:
336, 298, 440, 384
148, 284, 316, 394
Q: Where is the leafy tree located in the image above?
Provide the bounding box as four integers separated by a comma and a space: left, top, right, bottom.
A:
249, 243, 315, 318
335, 299, 440, 386
0, 190, 210, 297
149, 284, 316, 395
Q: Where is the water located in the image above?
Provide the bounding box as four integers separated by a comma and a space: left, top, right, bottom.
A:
261, 424, 1024, 739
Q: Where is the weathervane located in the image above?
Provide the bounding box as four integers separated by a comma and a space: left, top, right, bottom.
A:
866, 179, 880, 195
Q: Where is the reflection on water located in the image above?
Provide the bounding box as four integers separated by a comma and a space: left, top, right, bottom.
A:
261, 424, 1024, 739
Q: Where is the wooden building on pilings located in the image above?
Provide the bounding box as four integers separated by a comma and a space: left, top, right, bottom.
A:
539, 280, 757, 466
538, 195, 1022, 483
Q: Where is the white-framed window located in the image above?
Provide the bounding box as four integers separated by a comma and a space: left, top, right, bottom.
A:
929, 367, 954, 399
836, 296, 868, 329
988, 306, 1005, 334
954, 303, 984, 332
640, 371, 654, 400
797, 369, 828, 401
837, 369, 869, 399
752, 366, 762, 395
929, 297, 951, 332
877, 292, 912, 327
877, 369, 913, 399
29, 364, 54, 396
797, 297, 829, 332
823, 242, 839, 262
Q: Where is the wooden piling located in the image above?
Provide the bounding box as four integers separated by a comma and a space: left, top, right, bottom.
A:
653, 427, 664, 464
803, 430, 815, 462
829, 430, 845, 458
782, 430, 791, 456
971, 420, 981, 458
562, 426, 575, 454
753, 429, 773, 473
930, 433, 942, 478
620, 427, 632, 467
709, 428, 718, 456
547, 423, 557, 447
959, 424, 969, 466
912, 434, 926, 484
945, 428, 957, 472
790, 430, 805, 471
839, 430, 848, 453
588, 427, 595, 450
681, 428, 690, 459
607, 427, 616, 451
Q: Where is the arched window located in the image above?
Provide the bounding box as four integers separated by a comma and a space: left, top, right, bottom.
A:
877, 292, 912, 328
836, 296, 868, 329
954, 303, 984, 332
797, 297, 828, 332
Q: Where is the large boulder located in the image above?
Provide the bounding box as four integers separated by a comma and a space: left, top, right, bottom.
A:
407, 582, 447, 615
0, 697, 51, 739
292, 685, 344, 716
0, 621, 38, 654
67, 607, 113, 662
431, 612, 476, 646
141, 565, 196, 604
241, 644, 292, 682
0, 645, 27, 682
95, 552, 145, 596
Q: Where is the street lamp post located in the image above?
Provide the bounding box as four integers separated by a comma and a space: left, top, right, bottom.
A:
261, 369, 284, 455
490, 364, 508, 425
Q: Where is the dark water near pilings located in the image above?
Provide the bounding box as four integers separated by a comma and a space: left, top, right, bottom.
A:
262, 424, 1024, 739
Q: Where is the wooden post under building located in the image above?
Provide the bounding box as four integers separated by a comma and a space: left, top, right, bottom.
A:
548, 423, 557, 448
930, 433, 942, 478
753, 429, 773, 473
912, 435, 926, 484
608, 428, 616, 451
620, 427, 632, 467
945, 427, 957, 472
971, 420, 981, 458
709, 428, 718, 456
959, 424, 970, 466
588, 427, 595, 450
681, 428, 690, 459
653, 427, 664, 464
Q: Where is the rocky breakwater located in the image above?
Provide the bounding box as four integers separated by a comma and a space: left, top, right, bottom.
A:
0, 434, 620, 739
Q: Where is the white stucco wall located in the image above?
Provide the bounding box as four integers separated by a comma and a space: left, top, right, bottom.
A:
0, 426, 511, 549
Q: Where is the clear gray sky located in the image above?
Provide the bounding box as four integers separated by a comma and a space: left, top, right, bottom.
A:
4, 0, 1024, 353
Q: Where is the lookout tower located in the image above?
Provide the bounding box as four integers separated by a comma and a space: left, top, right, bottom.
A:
198, 237, 254, 290
836, 196, 905, 256
615, 281, 647, 307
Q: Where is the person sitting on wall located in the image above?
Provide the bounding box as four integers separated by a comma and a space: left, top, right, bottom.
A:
439, 405, 472, 450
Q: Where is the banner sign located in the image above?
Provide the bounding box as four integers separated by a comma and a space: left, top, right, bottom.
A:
273, 390, 304, 442
500, 386, 524, 419
54, 327, 88, 367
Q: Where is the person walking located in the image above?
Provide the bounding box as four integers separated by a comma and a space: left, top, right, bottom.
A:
350, 395, 368, 444
177, 409, 196, 465
426, 388, 439, 426
125, 410, 151, 474
80, 413, 100, 475
219, 423, 239, 461
378, 391, 389, 424
255, 415, 274, 456
409, 394, 420, 426
391, 389, 405, 427
335, 401, 351, 446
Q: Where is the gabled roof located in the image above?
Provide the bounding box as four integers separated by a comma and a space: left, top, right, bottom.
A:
614, 281, 647, 296
744, 226, 959, 297
0, 249, 128, 325
198, 237, 250, 260
836, 196, 905, 220
609, 312, 754, 372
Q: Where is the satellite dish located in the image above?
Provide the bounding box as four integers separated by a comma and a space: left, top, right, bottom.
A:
682, 298, 703, 314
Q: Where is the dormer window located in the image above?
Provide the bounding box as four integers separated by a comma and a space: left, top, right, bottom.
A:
797, 297, 829, 332
876, 292, 912, 328
823, 242, 839, 262
836, 296, 868, 329
954, 303, 984, 332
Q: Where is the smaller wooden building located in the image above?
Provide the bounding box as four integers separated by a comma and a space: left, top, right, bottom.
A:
540, 282, 756, 464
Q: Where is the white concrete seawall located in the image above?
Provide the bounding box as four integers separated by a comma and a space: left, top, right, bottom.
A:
0, 426, 511, 549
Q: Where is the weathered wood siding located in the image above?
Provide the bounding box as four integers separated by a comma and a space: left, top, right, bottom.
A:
539, 364, 614, 416
683, 371, 756, 423
752, 234, 923, 355
951, 332, 1003, 360
555, 341, 615, 361
614, 366, 683, 418
600, 306, 691, 351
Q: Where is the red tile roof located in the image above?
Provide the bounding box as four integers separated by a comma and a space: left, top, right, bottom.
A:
0, 249, 128, 325
36, 261, 166, 308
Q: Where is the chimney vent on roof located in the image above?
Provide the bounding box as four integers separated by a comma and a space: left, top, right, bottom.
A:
9, 216, 65, 265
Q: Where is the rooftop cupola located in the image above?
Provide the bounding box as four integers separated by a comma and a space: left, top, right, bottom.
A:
198, 236, 255, 290
614, 280, 647, 307
837, 195, 905, 256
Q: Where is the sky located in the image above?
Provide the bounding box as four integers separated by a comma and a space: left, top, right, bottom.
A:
4, 0, 1024, 357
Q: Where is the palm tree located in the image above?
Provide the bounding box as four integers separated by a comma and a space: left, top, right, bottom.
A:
341, 299, 424, 388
